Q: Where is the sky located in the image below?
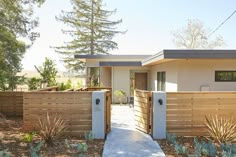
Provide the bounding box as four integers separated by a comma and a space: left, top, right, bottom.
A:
22, 0, 236, 71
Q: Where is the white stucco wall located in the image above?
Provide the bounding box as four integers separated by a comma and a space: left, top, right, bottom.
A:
150, 59, 236, 92
177, 59, 236, 91
150, 61, 178, 92
112, 66, 150, 103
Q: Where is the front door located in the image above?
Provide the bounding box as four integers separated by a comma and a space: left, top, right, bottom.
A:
135, 73, 148, 90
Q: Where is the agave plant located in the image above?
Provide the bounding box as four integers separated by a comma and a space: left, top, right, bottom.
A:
205, 115, 236, 144
38, 112, 67, 146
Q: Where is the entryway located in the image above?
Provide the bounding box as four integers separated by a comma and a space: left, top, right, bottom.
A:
102, 105, 165, 157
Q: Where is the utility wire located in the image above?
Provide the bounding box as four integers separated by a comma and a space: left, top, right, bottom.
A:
208, 9, 236, 38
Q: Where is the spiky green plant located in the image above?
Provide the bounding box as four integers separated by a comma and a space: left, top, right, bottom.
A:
38, 112, 67, 146
174, 143, 187, 155
205, 115, 236, 143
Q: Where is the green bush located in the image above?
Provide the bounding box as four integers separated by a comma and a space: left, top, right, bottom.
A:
114, 90, 126, 104
166, 132, 177, 144
23, 132, 35, 143
27, 77, 41, 90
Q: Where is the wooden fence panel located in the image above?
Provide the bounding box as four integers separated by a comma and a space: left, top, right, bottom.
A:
0, 92, 23, 116
105, 91, 111, 133
167, 92, 236, 136
134, 90, 152, 134
23, 91, 92, 137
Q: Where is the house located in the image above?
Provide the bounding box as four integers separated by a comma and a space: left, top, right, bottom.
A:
75, 49, 236, 103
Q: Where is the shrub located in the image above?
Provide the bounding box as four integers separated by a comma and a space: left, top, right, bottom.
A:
65, 139, 88, 156
0, 149, 11, 157
114, 90, 126, 104
27, 77, 41, 90
221, 143, 236, 155
23, 132, 35, 143
29, 140, 43, 157
193, 137, 217, 157
84, 131, 94, 141
38, 113, 67, 146
166, 132, 177, 144
205, 115, 236, 143
174, 143, 187, 155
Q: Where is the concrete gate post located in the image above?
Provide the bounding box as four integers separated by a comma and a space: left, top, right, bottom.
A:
92, 91, 105, 139
153, 91, 166, 139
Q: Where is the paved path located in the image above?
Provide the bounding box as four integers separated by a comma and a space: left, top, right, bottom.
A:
103, 105, 165, 157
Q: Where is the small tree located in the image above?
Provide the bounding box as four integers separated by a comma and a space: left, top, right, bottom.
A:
27, 77, 41, 90
34, 58, 58, 87
172, 19, 225, 49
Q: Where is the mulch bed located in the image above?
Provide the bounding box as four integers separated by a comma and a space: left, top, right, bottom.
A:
0, 116, 104, 157
157, 136, 236, 157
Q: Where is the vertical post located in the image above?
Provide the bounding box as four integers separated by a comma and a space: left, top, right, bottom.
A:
92, 91, 105, 139
153, 91, 166, 139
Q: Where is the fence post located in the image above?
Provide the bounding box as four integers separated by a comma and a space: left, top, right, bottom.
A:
92, 91, 105, 139
152, 91, 166, 139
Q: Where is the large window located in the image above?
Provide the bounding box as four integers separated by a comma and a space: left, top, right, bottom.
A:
215, 71, 236, 82
157, 71, 166, 91
87, 67, 100, 87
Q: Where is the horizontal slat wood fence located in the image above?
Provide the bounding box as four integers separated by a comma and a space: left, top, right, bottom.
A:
23, 91, 92, 137
134, 90, 152, 134
167, 92, 236, 136
0, 92, 23, 116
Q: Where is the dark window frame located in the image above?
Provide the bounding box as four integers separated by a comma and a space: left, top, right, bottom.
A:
215, 71, 236, 82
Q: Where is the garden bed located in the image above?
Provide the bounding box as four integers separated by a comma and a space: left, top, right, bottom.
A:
0, 117, 104, 156
157, 136, 236, 157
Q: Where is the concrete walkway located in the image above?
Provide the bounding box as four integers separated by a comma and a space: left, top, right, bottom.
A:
103, 105, 165, 157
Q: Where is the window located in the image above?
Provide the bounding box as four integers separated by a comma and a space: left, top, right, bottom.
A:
157, 71, 166, 91
87, 67, 100, 87
215, 71, 236, 82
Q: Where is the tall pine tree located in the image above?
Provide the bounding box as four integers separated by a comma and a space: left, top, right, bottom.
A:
55, 0, 124, 70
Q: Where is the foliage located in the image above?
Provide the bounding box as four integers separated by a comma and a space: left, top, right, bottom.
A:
221, 143, 236, 155
27, 77, 42, 90
172, 19, 225, 49
114, 90, 126, 104
77, 79, 83, 89
29, 140, 43, 157
38, 112, 67, 146
0, 149, 11, 157
205, 115, 236, 143
0, 0, 45, 91
23, 132, 35, 143
174, 143, 187, 155
35, 58, 58, 87
166, 132, 177, 144
65, 79, 72, 89
55, 0, 124, 70
65, 139, 88, 156
58, 82, 66, 91
193, 137, 217, 157
84, 131, 94, 141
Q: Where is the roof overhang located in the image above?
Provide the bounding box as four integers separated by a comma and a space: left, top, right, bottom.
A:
99, 61, 142, 67
74, 54, 151, 59
142, 49, 236, 66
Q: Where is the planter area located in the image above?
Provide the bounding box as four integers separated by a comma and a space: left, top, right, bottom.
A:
0, 116, 104, 156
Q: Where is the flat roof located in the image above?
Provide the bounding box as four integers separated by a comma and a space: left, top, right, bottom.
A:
75, 54, 151, 59
142, 49, 236, 66
99, 61, 142, 67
